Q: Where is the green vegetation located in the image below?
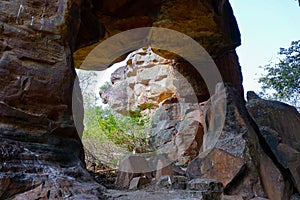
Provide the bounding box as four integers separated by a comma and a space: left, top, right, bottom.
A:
93, 106, 149, 152
99, 81, 112, 93
82, 105, 150, 167
259, 40, 300, 109
77, 70, 150, 167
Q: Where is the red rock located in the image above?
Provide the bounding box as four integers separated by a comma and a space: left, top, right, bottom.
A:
101, 48, 202, 114
259, 154, 292, 200
12, 174, 107, 200
187, 85, 291, 199
246, 91, 300, 194
75, 0, 244, 97
150, 103, 204, 166
187, 148, 245, 187
0, 0, 92, 198
0, 0, 248, 198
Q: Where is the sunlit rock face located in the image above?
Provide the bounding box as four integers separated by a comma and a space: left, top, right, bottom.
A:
101, 48, 205, 166
100, 47, 204, 114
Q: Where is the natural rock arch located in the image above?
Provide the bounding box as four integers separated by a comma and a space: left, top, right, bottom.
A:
75, 0, 243, 94
0, 0, 243, 198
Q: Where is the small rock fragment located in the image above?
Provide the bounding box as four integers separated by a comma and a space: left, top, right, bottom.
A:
129, 177, 151, 190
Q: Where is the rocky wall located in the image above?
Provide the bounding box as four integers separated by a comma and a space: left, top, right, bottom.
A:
0, 0, 91, 198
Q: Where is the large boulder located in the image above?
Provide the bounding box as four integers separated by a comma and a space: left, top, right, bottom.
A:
150, 103, 204, 165
246, 91, 300, 193
101, 47, 201, 114
186, 85, 293, 200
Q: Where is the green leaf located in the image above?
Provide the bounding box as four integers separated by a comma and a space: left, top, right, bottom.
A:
258, 40, 300, 109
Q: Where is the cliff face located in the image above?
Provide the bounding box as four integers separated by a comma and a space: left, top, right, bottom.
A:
0, 0, 93, 198
0, 0, 244, 198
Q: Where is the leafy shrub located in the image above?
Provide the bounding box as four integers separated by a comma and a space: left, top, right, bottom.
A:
82, 105, 151, 167
77, 71, 151, 167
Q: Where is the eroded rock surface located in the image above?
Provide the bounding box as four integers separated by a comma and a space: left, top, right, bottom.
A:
186, 85, 293, 200
3, 0, 299, 199
100, 47, 202, 114
111, 85, 297, 199
149, 103, 204, 165
8, 167, 107, 200
246, 91, 300, 194
74, 0, 244, 96
0, 0, 96, 198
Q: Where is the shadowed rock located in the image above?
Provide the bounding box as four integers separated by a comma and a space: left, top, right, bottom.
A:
246, 91, 300, 194
187, 85, 293, 200
74, 0, 244, 96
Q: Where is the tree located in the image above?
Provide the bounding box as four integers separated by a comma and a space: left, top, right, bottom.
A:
76, 71, 151, 167
258, 40, 300, 109
76, 69, 98, 108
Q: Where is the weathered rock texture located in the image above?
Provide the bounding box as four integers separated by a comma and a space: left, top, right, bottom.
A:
0, 0, 263, 199
149, 103, 204, 165
115, 154, 152, 189
100, 47, 202, 114
246, 91, 300, 194
186, 85, 293, 200
75, 0, 244, 96
188, 178, 224, 200
6, 167, 107, 200
0, 0, 101, 198
111, 84, 298, 199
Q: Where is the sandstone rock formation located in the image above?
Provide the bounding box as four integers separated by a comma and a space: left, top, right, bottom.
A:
100, 47, 201, 114
0, 0, 94, 198
246, 91, 300, 194
104, 48, 207, 187
129, 177, 151, 190
188, 178, 224, 200
156, 175, 188, 190
186, 85, 293, 200
149, 103, 204, 165
7, 167, 107, 200
111, 84, 298, 199
115, 154, 152, 189
4, 0, 299, 199
75, 0, 244, 97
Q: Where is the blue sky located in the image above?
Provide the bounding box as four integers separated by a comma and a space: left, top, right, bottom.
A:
230, 0, 300, 95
